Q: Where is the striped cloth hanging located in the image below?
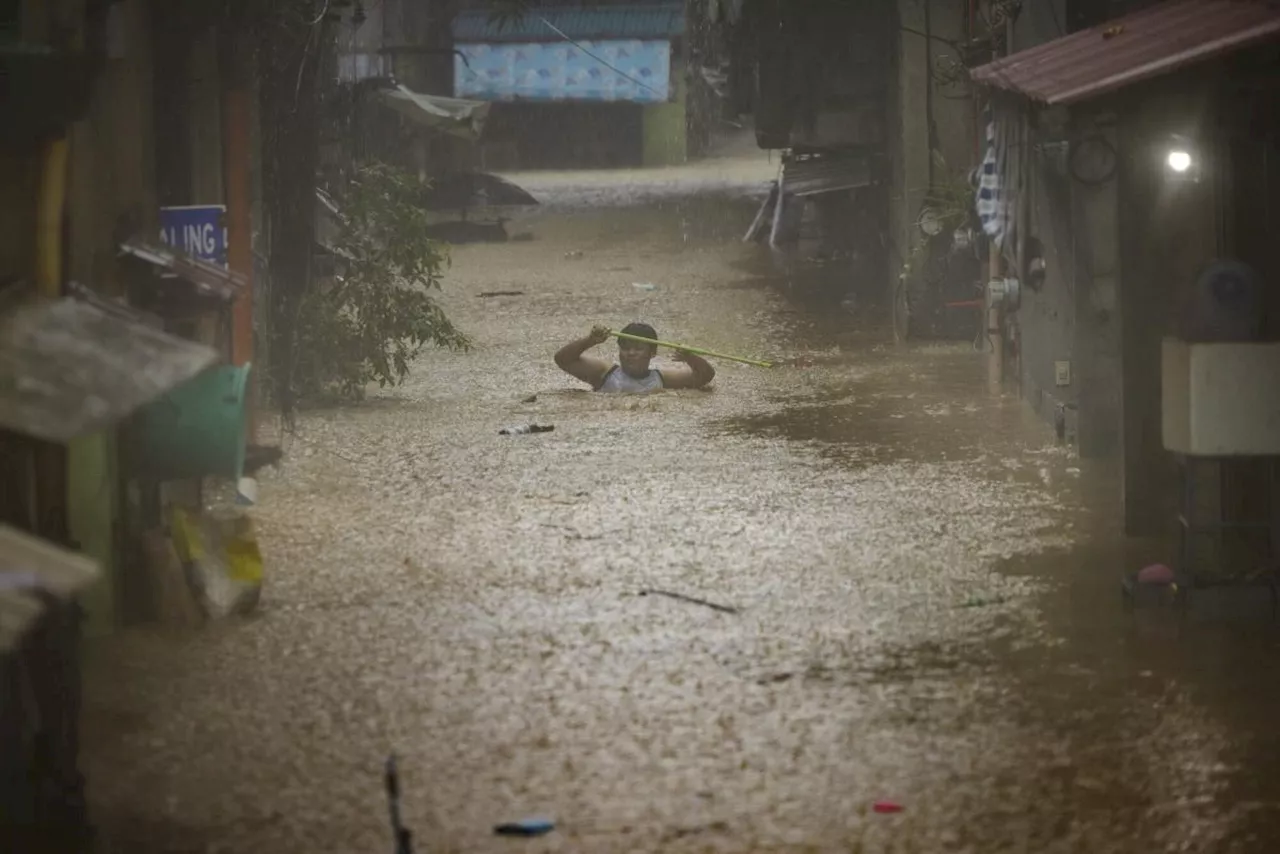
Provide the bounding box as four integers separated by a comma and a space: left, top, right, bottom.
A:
976, 105, 1016, 252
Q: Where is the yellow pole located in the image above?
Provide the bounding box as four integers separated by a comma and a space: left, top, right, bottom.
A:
610, 330, 775, 368
36, 138, 70, 298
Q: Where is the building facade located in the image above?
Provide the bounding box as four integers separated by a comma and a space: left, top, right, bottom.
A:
970, 0, 1280, 537
451, 2, 691, 169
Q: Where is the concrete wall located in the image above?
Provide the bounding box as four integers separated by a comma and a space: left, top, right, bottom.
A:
888, 0, 934, 296
926, 2, 975, 179
888, 0, 974, 300
187, 27, 224, 206
63, 0, 159, 634
387, 0, 455, 95
997, 4, 1225, 536
0, 152, 39, 286
1220, 44, 1280, 340
643, 61, 687, 166
335, 0, 389, 82
479, 102, 645, 170
1017, 118, 1080, 443
1008, 1, 1078, 440
69, 0, 157, 295
1116, 76, 1222, 535
1070, 115, 1123, 458
1002, 1, 1130, 461
0, 0, 48, 281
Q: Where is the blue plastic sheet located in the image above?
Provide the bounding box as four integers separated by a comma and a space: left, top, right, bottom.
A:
455, 39, 672, 104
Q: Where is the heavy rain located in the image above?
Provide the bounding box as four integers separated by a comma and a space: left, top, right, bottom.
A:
4, 2, 1280, 854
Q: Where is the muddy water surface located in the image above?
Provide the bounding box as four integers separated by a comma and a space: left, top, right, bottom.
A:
82, 176, 1280, 853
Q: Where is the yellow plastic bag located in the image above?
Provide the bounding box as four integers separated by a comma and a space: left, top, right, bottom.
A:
225, 526, 264, 584
170, 506, 262, 617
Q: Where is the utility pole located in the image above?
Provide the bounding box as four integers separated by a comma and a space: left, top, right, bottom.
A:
223, 26, 256, 439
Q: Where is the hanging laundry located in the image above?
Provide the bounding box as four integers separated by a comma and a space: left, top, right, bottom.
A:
975, 103, 1021, 254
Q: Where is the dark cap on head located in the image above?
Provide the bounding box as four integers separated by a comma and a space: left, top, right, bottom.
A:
620, 322, 657, 341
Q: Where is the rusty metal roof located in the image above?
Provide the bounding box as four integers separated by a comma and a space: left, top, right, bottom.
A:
971, 0, 1280, 105
782, 151, 873, 197
119, 236, 248, 301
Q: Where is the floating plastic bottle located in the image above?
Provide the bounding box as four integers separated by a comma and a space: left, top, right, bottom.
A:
498, 424, 555, 436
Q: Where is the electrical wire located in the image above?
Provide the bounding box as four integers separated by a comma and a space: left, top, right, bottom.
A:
535, 15, 667, 97
306, 0, 332, 27
455, 15, 668, 99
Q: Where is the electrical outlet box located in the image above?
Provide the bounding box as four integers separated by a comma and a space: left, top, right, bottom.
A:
1054, 360, 1071, 387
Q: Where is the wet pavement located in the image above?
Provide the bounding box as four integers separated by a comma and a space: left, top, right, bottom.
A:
81, 161, 1280, 853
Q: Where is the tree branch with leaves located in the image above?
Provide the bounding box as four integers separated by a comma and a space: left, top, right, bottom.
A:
293, 163, 470, 401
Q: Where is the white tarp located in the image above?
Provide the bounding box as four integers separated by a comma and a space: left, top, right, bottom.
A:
376, 84, 491, 141
1, 524, 100, 653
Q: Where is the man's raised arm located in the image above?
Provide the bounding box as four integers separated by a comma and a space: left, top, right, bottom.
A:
662, 350, 716, 389
555, 325, 612, 387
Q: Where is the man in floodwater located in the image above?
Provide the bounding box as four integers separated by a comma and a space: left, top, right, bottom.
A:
554, 322, 716, 392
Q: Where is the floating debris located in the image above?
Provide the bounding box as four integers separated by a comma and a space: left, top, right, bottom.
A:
638, 588, 740, 615
494, 818, 555, 837
385, 755, 415, 854
498, 424, 555, 436
960, 594, 1009, 608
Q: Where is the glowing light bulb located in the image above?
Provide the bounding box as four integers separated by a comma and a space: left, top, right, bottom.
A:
1167, 150, 1192, 173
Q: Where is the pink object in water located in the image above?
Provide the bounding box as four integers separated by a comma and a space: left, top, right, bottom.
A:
1137, 563, 1175, 585
873, 800, 904, 814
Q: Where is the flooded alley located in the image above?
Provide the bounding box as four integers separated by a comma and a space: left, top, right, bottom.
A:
80, 168, 1280, 854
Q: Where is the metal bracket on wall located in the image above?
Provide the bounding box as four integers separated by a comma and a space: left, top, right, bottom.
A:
987, 276, 1021, 312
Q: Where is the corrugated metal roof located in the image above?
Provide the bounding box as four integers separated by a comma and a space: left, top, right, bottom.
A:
782, 152, 873, 196
971, 0, 1280, 105
119, 237, 248, 301
1, 524, 99, 654
0, 296, 218, 444
454, 3, 684, 43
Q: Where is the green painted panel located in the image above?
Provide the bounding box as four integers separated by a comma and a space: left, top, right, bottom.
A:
68, 430, 117, 637
643, 70, 686, 167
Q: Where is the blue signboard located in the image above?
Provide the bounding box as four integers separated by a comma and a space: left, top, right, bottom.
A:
455, 39, 672, 104
159, 205, 228, 268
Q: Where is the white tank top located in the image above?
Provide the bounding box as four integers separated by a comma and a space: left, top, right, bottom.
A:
596, 365, 664, 393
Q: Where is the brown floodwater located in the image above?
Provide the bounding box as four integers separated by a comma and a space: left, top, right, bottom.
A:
81, 167, 1280, 853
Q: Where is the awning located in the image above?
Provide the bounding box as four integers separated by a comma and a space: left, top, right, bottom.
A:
971, 0, 1280, 106
120, 236, 248, 301
0, 295, 218, 443
376, 84, 491, 141
782, 151, 872, 197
